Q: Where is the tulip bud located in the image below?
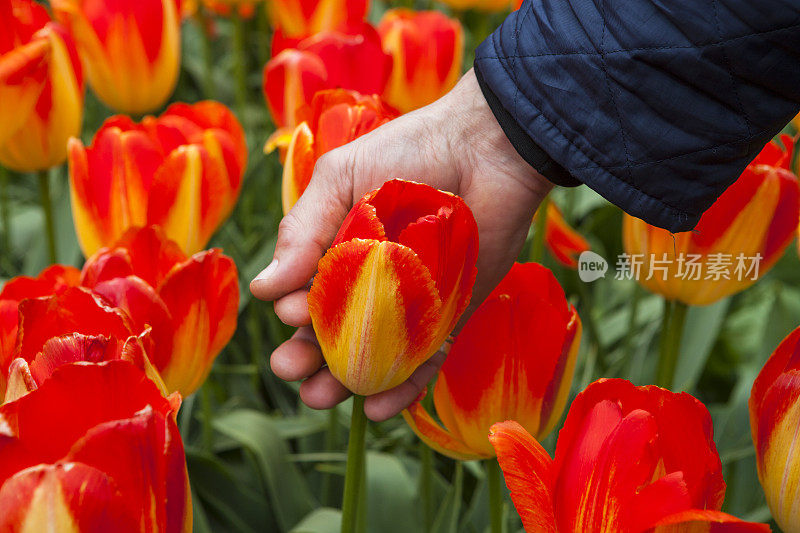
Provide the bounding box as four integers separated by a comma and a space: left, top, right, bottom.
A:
68, 101, 246, 256
623, 135, 799, 306
308, 180, 478, 395
404, 263, 581, 459
0, 0, 84, 172
281, 89, 398, 213
537, 201, 590, 268
0, 362, 191, 532
81, 226, 239, 397
490, 379, 770, 532
750, 327, 800, 532
267, 0, 368, 40
52, 0, 181, 114
263, 25, 392, 130
377, 9, 463, 113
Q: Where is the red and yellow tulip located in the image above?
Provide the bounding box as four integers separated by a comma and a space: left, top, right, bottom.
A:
624, 135, 799, 306
81, 226, 239, 397
280, 89, 397, 213
403, 262, 581, 460
538, 201, 590, 269
267, 0, 369, 41
0, 0, 84, 172
263, 25, 392, 131
490, 379, 770, 532
750, 326, 800, 532
52, 0, 181, 114
377, 9, 463, 113
0, 361, 191, 532
308, 179, 478, 396
68, 100, 247, 257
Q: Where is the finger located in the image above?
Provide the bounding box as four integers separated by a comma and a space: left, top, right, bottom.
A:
274, 288, 311, 327
270, 326, 324, 382
364, 347, 449, 422
299, 367, 352, 409
250, 155, 352, 302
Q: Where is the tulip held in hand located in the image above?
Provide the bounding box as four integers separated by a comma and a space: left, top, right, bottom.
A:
308, 179, 479, 396
404, 262, 581, 459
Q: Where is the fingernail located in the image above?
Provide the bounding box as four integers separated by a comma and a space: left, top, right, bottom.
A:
253, 259, 279, 283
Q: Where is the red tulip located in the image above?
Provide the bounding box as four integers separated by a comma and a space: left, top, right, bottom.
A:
308, 179, 478, 395
52, 0, 181, 114
377, 9, 463, 113
750, 327, 800, 532
404, 263, 581, 459
281, 89, 398, 213
68, 100, 247, 257
624, 135, 799, 305
0, 0, 84, 172
263, 25, 392, 131
267, 0, 368, 40
0, 361, 191, 532
490, 379, 770, 532
81, 226, 239, 396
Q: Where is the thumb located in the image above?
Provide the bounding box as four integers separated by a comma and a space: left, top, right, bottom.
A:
250, 153, 352, 301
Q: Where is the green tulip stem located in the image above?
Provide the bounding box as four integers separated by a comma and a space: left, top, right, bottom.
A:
622, 284, 642, 363
197, 7, 215, 99
486, 458, 504, 533
232, 13, 248, 122
321, 407, 340, 507
1, 166, 10, 260
37, 169, 57, 263
656, 299, 689, 389
341, 396, 367, 533
529, 195, 549, 264
420, 441, 434, 533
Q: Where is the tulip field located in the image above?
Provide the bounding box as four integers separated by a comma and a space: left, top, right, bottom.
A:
2, 0, 800, 532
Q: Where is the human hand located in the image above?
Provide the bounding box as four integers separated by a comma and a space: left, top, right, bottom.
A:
250, 68, 553, 421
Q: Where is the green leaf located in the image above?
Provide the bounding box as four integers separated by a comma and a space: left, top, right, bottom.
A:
673, 298, 731, 392
213, 409, 316, 531
365, 452, 419, 533
432, 462, 463, 533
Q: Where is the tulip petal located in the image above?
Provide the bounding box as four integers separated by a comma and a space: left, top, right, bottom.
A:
156, 249, 239, 396
67, 406, 192, 533
543, 202, 590, 269
4, 358, 36, 403
488, 421, 557, 533
282, 121, 316, 214
0, 462, 139, 533
15, 288, 135, 367
308, 238, 444, 395
651, 510, 771, 532
402, 401, 484, 461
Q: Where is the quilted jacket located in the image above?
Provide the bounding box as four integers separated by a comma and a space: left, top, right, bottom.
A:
474, 0, 800, 232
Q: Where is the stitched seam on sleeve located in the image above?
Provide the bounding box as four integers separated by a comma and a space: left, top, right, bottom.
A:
711, 0, 752, 138
597, 0, 634, 182
472, 21, 800, 61
511, 3, 535, 122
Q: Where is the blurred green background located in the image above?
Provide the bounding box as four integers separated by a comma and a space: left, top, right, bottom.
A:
1, 3, 797, 531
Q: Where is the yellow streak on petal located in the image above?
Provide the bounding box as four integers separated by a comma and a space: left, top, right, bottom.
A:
20, 469, 80, 533
161, 145, 203, 255
762, 398, 800, 533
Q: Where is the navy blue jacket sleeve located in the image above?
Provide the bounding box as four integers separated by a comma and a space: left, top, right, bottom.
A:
473, 0, 800, 232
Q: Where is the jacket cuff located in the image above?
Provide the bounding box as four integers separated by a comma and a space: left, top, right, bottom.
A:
474, 63, 580, 188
